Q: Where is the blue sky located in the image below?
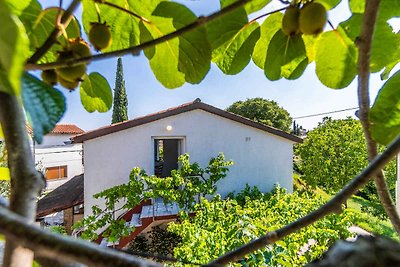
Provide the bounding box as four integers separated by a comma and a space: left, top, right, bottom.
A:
39, 0, 392, 131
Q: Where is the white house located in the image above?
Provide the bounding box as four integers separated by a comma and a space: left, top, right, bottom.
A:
73, 99, 302, 218
31, 124, 85, 191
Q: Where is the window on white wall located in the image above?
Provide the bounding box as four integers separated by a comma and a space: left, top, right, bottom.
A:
45, 165, 68, 180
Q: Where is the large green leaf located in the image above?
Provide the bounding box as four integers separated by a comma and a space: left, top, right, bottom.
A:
80, 72, 112, 113
29, 8, 81, 63
0, 1, 29, 95
340, 14, 400, 73
252, 12, 283, 69
21, 72, 66, 144
152, 2, 211, 84
140, 18, 185, 88
206, 4, 248, 50
315, 28, 358, 89
264, 30, 308, 81
370, 70, 400, 145
213, 22, 260, 75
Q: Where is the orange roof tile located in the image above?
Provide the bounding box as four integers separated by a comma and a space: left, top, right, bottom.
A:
26, 124, 84, 135
50, 124, 85, 134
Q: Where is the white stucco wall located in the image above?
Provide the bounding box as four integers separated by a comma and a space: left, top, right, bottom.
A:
83, 110, 295, 216
35, 144, 83, 190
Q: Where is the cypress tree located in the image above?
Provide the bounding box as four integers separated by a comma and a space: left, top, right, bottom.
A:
111, 57, 128, 124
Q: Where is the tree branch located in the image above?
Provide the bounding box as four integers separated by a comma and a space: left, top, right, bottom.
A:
0, 93, 46, 266
27, 0, 82, 64
24, 0, 251, 71
356, 0, 400, 234
206, 134, 400, 266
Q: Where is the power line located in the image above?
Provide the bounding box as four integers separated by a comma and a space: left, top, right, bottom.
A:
293, 107, 359, 119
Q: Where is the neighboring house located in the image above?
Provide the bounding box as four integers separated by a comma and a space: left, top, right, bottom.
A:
36, 174, 84, 234
31, 124, 85, 191
70, 99, 302, 248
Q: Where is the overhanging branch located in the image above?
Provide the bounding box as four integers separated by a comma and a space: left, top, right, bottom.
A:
25, 0, 251, 70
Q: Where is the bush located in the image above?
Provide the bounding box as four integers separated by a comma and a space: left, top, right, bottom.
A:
168, 187, 354, 266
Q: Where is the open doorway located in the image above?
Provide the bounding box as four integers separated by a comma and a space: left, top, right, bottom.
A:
154, 139, 182, 177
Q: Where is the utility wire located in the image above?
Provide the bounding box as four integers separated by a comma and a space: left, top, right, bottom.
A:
293, 107, 359, 119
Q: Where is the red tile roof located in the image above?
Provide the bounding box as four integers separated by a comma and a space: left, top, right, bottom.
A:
50, 124, 85, 134
72, 99, 303, 143
27, 124, 85, 135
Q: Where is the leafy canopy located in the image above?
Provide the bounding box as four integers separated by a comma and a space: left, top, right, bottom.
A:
226, 98, 292, 132
296, 117, 396, 198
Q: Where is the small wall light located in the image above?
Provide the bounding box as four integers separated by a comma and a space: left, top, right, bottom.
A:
166, 125, 173, 131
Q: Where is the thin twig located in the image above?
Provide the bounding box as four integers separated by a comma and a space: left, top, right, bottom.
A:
25, 0, 252, 70
206, 133, 400, 266
249, 6, 287, 23
101, 2, 151, 23
356, 0, 400, 234
27, 0, 81, 63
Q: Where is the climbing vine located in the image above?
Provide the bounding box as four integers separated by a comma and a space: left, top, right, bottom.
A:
73, 153, 232, 241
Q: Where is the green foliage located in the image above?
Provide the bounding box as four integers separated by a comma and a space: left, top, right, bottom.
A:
168, 186, 354, 266
226, 97, 292, 132
2, 0, 400, 145
265, 30, 308, 80
73, 153, 232, 241
27, 7, 81, 64
227, 184, 263, 206
128, 226, 181, 259
0, 0, 29, 95
3, 0, 400, 264
296, 117, 368, 192
370, 70, 400, 145
49, 225, 67, 235
112, 58, 128, 124
296, 117, 396, 217
315, 27, 358, 89
21, 72, 65, 143
80, 72, 113, 113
